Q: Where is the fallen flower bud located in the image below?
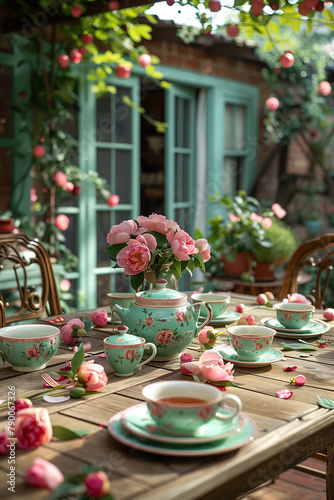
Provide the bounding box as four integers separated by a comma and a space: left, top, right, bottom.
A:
275, 389, 293, 399
290, 374, 306, 386
26, 458, 64, 490
180, 352, 194, 363
317, 342, 327, 348
323, 308, 334, 321
256, 293, 268, 305
235, 303, 246, 313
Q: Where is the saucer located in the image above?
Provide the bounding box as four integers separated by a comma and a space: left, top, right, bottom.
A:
200, 311, 241, 326
213, 344, 284, 367
120, 402, 246, 444
108, 412, 257, 457
262, 318, 329, 338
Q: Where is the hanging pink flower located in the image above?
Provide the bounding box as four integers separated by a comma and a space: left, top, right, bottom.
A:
261, 217, 272, 228
271, 203, 287, 219
116, 237, 151, 275
265, 96, 280, 111
30, 187, 38, 203
52, 171, 67, 187
250, 212, 263, 223
60, 279, 71, 292
319, 81, 331, 96
56, 214, 69, 231
229, 213, 240, 222
275, 390, 293, 399
137, 214, 180, 235
166, 230, 199, 261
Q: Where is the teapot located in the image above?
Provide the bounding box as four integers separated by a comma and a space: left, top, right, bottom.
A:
111, 280, 212, 360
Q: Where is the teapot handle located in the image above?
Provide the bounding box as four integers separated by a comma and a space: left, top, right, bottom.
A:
189, 302, 212, 335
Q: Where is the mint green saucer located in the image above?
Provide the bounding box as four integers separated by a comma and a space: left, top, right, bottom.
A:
121, 402, 246, 444
263, 317, 329, 336
200, 311, 240, 326
108, 412, 257, 457
213, 344, 284, 367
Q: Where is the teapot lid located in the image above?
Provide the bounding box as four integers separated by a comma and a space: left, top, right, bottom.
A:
134, 279, 187, 308
104, 325, 143, 346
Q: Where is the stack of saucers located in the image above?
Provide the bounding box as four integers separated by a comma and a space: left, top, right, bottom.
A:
262, 302, 329, 339
107, 380, 257, 457
191, 293, 240, 326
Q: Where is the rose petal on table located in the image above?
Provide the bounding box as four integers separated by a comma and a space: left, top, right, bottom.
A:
283, 366, 297, 372
275, 390, 293, 399
97, 353, 106, 358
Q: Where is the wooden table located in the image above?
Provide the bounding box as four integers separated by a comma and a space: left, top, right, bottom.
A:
1, 293, 334, 500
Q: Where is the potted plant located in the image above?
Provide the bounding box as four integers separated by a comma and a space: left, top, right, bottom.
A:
207, 190, 292, 281
253, 219, 298, 281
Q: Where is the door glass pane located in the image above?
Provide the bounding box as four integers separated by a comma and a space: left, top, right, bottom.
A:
235, 106, 246, 150
116, 88, 132, 143
224, 156, 243, 192
96, 274, 112, 307
175, 207, 190, 233
96, 94, 111, 143
225, 103, 233, 149
183, 99, 190, 148
175, 96, 182, 148
97, 211, 111, 268
116, 150, 131, 204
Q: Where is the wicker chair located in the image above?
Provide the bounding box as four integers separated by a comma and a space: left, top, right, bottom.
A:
0, 232, 62, 324
279, 233, 334, 309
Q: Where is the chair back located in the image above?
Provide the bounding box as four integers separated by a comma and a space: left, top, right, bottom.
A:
279, 233, 334, 308
0, 232, 62, 324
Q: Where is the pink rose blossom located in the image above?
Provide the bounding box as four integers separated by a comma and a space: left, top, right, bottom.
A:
14, 398, 33, 413
65, 181, 74, 192
323, 308, 334, 321
106, 219, 143, 245
15, 407, 53, 449
287, 293, 311, 304
77, 360, 108, 391
0, 430, 10, 454
136, 233, 157, 252
137, 213, 180, 235
235, 303, 245, 313
265, 96, 280, 110
61, 318, 85, 344
26, 458, 64, 489
275, 390, 293, 399
91, 310, 108, 327
52, 171, 67, 187
229, 213, 240, 222
116, 237, 151, 275
272, 203, 286, 219
261, 217, 272, 228
290, 374, 306, 386
319, 80, 331, 96
180, 352, 194, 363
181, 350, 234, 383
195, 238, 211, 262
84, 471, 110, 498
166, 230, 199, 261
55, 214, 69, 231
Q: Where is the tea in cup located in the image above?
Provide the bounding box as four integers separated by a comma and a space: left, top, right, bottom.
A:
273, 302, 315, 329
191, 293, 230, 318
227, 325, 276, 361
0, 324, 60, 372
142, 380, 242, 435
104, 326, 157, 377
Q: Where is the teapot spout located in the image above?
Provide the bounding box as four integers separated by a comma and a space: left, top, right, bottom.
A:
110, 304, 128, 323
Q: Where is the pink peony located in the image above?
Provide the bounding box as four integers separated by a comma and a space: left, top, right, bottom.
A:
319, 81, 331, 96
52, 171, 67, 187
136, 233, 157, 252
116, 237, 151, 275
166, 230, 199, 261
77, 360, 108, 391
287, 293, 311, 304
55, 214, 69, 231
181, 350, 234, 383
265, 96, 280, 111
106, 219, 144, 245
272, 203, 287, 219
15, 407, 53, 449
195, 238, 211, 262
26, 458, 64, 489
84, 471, 110, 498
14, 398, 33, 413
90, 310, 108, 327
137, 213, 180, 235
61, 318, 85, 345
0, 430, 10, 454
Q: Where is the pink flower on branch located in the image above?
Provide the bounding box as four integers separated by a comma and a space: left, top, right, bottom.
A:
272, 203, 286, 219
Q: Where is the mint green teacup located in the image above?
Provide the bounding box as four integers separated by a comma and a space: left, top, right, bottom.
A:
227, 325, 276, 360
0, 324, 60, 372
104, 326, 157, 377
191, 293, 230, 319
274, 302, 315, 329
142, 380, 242, 436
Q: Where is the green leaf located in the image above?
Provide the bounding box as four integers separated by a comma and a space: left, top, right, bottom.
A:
51, 480, 84, 500
52, 425, 92, 440
71, 343, 85, 377
317, 396, 334, 409
280, 342, 317, 352
130, 272, 144, 291
105, 242, 126, 261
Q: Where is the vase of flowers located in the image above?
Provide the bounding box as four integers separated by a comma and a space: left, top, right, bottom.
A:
105, 214, 211, 291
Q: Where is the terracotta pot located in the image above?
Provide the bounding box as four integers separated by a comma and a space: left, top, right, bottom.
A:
0, 218, 19, 234
221, 252, 253, 278
254, 262, 276, 282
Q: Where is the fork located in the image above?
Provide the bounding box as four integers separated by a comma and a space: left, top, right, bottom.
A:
40, 372, 62, 388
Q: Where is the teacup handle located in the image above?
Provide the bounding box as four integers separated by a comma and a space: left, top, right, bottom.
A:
136, 343, 157, 371
216, 394, 242, 421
